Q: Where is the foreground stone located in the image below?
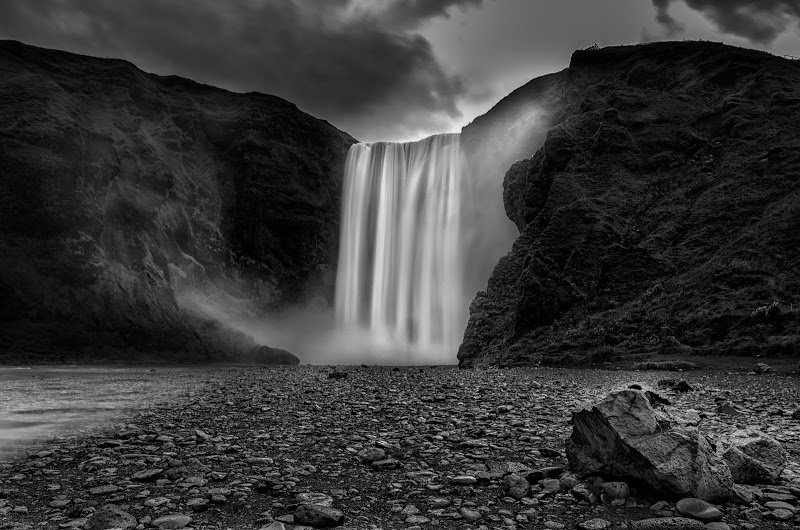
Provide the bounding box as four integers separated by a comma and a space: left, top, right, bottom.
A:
630, 517, 706, 529
294, 504, 345, 527
675, 498, 723, 522
720, 428, 787, 484
83, 505, 137, 530
566, 388, 733, 501
152, 514, 192, 529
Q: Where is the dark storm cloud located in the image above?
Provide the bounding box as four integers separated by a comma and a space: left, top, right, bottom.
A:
377, 0, 483, 29
0, 0, 483, 140
652, 0, 685, 36
653, 0, 800, 43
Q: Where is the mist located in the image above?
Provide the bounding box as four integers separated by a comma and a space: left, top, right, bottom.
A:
176, 98, 552, 367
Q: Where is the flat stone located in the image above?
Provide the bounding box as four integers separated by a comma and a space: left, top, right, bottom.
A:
295, 492, 334, 507
770, 508, 794, 521
370, 458, 400, 470
630, 517, 706, 529
450, 475, 477, 485
152, 514, 192, 529
144, 496, 170, 507
186, 498, 209, 512
675, 497, 723, 522
89, 485, 121, 495
765, 500, 796, 512
131, 468, 162, 481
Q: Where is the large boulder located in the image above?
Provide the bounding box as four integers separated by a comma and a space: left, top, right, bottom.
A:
566, 389, 733, 502
720, 428, 787, 484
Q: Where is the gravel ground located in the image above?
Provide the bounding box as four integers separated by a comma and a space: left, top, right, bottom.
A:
0, 365, 798, 530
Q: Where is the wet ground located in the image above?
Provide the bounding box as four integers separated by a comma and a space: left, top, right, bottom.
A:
0, 365, 798, 529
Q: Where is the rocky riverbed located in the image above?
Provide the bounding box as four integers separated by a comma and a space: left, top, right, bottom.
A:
0, 366, 798, 530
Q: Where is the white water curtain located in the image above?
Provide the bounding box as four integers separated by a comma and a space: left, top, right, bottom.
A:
335, 133, 463, 359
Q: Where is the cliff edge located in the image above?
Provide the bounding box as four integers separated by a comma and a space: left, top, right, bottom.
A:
458, 41, 800, 367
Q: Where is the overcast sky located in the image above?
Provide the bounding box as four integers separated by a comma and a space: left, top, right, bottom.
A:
1, 0, 799, 142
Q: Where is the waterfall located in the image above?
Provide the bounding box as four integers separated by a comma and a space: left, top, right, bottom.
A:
335, 133, 464, 359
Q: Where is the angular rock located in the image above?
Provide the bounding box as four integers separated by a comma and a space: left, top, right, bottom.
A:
566, 389, 733, 501
294, 504, 345, 527
719, 428, 787, 484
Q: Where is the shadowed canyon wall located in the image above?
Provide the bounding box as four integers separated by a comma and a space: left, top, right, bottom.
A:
0, 40, 355, 363
458, 41, 800, 367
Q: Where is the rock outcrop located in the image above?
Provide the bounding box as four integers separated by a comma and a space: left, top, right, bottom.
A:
0, 40, 356, 363
566, 388, 734, 502
720, 428, 788, 484
458, 41, 800, 366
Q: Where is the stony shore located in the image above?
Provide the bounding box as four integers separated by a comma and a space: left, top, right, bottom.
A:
1, 366, 798, 530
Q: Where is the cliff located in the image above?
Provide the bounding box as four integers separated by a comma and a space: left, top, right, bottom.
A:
0, 40, 356, 363
458, 41, 800, 367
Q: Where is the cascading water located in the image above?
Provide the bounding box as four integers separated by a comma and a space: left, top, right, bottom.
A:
335, 133, 464, 360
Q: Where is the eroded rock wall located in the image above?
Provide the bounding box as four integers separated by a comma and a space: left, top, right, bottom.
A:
459, 41, 800, 367
0, 40, 356, 362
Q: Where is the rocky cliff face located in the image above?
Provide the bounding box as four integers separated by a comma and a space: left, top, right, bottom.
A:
459, 41, 800, 367
0, 40, 356, 363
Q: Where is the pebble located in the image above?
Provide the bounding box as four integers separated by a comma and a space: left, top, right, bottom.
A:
151, 514, 192, 529
601, 481, 630, 499
357, 447, 386, 462
770, 508, 794, 521
765, 500, 796, 512
89, 484, 121, 495
458, 507, 482, 521
260, 523, 289, 530
630, 517, 706, 529
675, 497, 724, 522
83, 505, 137, 530
503, 473, 530, 499
578, 518, 611, 530
2, 366, 798, 530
